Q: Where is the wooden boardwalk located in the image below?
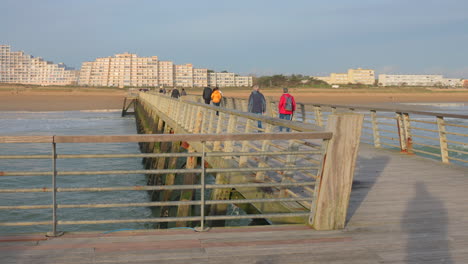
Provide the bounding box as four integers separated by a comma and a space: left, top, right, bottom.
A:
1, 144, 467, 263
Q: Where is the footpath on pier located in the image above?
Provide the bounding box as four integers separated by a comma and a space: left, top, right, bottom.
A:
1, 143, 467, 263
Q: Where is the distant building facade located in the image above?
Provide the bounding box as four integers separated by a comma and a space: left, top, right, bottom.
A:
193, 68, 208, 87
174, 64, 193, 87
463, 79, 468, 88
0, 45, 78, 85
315, 68, 375, 85
378, 74, 462, 87
79, 52, 252, 88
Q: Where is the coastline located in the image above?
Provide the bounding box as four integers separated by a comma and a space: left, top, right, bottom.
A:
0, 89, 467, 111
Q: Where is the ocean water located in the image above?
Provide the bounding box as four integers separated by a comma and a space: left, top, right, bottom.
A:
0, 110, 248, 234
0, 110, 153, 234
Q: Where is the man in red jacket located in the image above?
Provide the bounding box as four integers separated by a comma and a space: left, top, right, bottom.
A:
278, 88, 296, 132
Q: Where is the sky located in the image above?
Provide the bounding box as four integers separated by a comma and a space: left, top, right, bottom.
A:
1, 0, 468, 77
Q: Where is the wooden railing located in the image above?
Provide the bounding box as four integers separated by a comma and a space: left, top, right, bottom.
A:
182, 94, 468, 165
138, 93, 364, 230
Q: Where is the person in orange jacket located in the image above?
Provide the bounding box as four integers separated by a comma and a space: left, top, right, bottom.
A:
211, 87, 222, 115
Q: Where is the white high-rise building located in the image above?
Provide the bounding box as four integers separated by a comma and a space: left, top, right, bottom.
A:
0, 45, 78, 85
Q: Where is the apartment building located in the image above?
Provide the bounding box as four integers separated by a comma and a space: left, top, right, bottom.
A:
377, 74, 463, 87
0, 45, 78, 85
174, 64, 193, 87
234, 76, 253, 87
79, 53, 159, 87
193, 68, 208, 87
158, 61, 174, 87
314, 68, 375, 85
347, 68, 375, 85
208, 72, 235, 87
329, 73, 349, 84
79, 52, 252, 88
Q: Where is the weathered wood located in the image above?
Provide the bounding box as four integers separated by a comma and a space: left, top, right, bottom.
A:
437, 116, 450, 163
311, 113, 363, 230
396, 113, 407, 152
176, 108, 203, 227
370, 110, 381, 148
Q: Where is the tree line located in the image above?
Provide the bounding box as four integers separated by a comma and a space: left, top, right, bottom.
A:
253, 74, 329, 88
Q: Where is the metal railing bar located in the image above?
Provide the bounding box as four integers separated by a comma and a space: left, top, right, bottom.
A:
57, 153, 202, 159
446, 139, 468, 146
0, 172, 51, 176
380, 142, 401, 148
380, 135, 399, 141
444, 131, 468, 137
412, 149, 441, 157
0, 132, 333, 145
375, 122, 397, 127
378, 128, 399, 134
412, 142, 440, 149
0, 181, 316, 193
0, 155, 51, 159
444, 122, 468, 128
206, 181, 315, 189
410, 119, 438, 125
0, 221, 52, 226
206, 150, 323, 157
58, 216, 200, 225
448, 148, 468, 155
375, 117, 397, 120
206, 166, 319, 173
410, 126, 438, 133
205, 212, 310, 220
411, 134, 440, 141
448, 156, 468, 163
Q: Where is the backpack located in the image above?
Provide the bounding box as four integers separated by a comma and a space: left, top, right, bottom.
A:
284, 95, 293, 111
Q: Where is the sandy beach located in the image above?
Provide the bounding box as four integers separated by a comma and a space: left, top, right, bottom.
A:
0, 88, 467, 111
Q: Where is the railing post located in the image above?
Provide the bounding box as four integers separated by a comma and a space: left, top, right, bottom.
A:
47, 141, 63, 237
279, 141, 299, 197
403, 113, 413, 154
437, 116, 450, 163
396, 112, 407, 152
195, 142, 208, 232
239, 119, 253, 166
300, 103, 306, 123
311, 113, 363, 230
313, 106, 323, 127
255, 124, 273, 182
370, 110, 381, 148
213, 112, 224, 151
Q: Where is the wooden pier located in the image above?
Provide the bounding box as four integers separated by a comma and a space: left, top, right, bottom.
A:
0, 93, 467, 263
1, 144, 466, 263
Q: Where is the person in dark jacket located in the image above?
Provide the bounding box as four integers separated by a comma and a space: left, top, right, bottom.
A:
248, 85, 266, 129
202, 86, 212, 104
171, 88, 180, 99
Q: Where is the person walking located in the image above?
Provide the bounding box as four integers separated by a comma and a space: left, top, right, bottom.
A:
171, 88, 180, 99
211, 87, 222, 115
278, 88, 296, 132
202, 85, 212, 104
181, 88, 187, 96
248, 85, 266, 129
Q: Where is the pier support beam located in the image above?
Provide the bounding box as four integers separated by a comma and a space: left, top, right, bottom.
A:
310, 113, 363, 230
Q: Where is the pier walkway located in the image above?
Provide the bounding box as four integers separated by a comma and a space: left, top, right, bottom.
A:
0, 93, 467, 263
1, 144, 466, 263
